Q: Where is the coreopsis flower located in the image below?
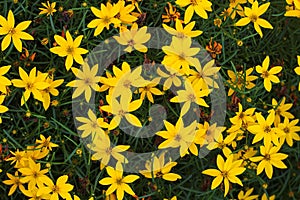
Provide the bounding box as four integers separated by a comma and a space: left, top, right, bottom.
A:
140, 153, 182, 181
41, 76, 64, 110
175, 0, 212, 23
162, 37, 200, 74
278, 117, 300, 147
170, 80, 210, 116
0, 10, 34, 52
156, 65, 183, 90
207, 132, 235, 158
230, 103, 256, 128
236, 188, 259, 200
0, 95, 8, 123
248, 110, 283, 146
0, 65, 11, 94
23, 186, 51, 200
11, 67, 49, 106
88, 3, 121, 36
162, 2, 181, 23
136, 81, 163, 103
76, 109, 108, 138
101, 94, 143, 130
115, 0, 138, 25
188, 59, 221, 89
156, 118, 198, 157
37, 175, 74, 200
285, 0, 300, 18
18, 159, 52, 189
99, 163, 139, 200
256, 56, 282, 92
164, 196, 177, 200
228, 0, 247, 19
202, 155, 245, 197
67, 63, 100, 102
294, 55, 300, 90
163, 20, 202, 38
235, 1, 273, 38
195, 122, 226, 146
5, 149, 27, 168
35, 134, 59, 151
3, 171, 26, 196
39, 1, 57, 16
261, 193, 275, 200
99, 71, 116, 95
113, 23, 151, 53
24, 145, 49, 161
206, 38, 222, 59
50, 31, 88, 71
268, 97, 294, 126
88, 131, 130, 169
227, 68, 258, 96
250, 142, 288, 179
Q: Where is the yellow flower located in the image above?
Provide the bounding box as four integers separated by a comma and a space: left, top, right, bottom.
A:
230, 103, 256, 128
0, 65, 11, 94
41, 76, 64, 110
261, 193, 275, 200
18, 159, 52, 189
248, 110, 283, 146
0, 95, 9, 124
50, 30, 88, 71
39, 1, 57, 16
228, 0, 247, 19
164, 196, 177, 200
235, 1, 273, 38
88, 131, 130, 169
237, 187, 259, 200
88, 3, 121, 36
0, 10, 34, 52
256, 56, 282, 92
23, 186, 51, 199
67, 63, 100, 102
175, 0, 212, 23
250, 142, 288, 179
195, 122, 226, 146
136, 81, 163, 103
163, 20, 202, 39
170, 80, 210, 116
76, 109, 108, 138
202, 155, 245, 197
294, 55, 300, 90
285, 0, 300, 18
101, 94, 143, 130
113, 23, 151, 53
11, 67, 49, 106
188, 59, 221, 89
278, 117, 300, 147
162, 37, 200, 74
227, 68, 258, 96
5, 149, 27, 168
114, 0, 138, 25
99, 163, 139, 200
139, 152, 182, 181
268, 97, 294, 126
37, 175, 74, 200
156, 65, 183, 90
207, 132, 236, 158
35, 134, 59, 151
156, 118, 198, 157
3, 171, 26, 196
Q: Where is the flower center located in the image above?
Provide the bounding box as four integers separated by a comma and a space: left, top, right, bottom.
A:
127, 39, 135, 47
116, 178, 123, 185
264, 126, 271, 133
66, 46, 74, 54
264, 154, 270, 161
26, 83, 34, 90
32, 171, 39, 178
188, 93, 196, 102
238, 112, 245, 119
118, 109, 126, 117
84, 78, 92, 85
123, 80, 131, 88
191, 0, 198, 6
52, 185, 59, 193
177, 32, 185, 38
103, 16, 110, 24
249, 14, 258, 22
47, 7, 54, 13
261, 71, 269, 78
178, 53, 186, 60
174, 134, 182, 142
8, 28, 16, 35
105, 147, 112, 155
221, 171, 228, 178
283, 127, 290, 133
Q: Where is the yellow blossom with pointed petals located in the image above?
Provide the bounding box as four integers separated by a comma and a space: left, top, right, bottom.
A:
0, 65, 11, 94
50, 31, 88, 71
67, 63, 100, 102
268, 97, 294, 126
0, 10, 34, 52
35, 134, 59, 151
237, 187, 259, 200
175, 0, 212, 23
256, 56, 282, 92
235, 1, 273, 38
202, 155, 245, 197
294, 55, 300, 90
0, 95, 9, 124
11, 67, 50, 106
41, 76, 64, 110
3, 171, 27, 196
99, 163, 139, 200
136, 81, 163, 103
39, 1, 57, 16
37, 175, 74, 200
113, 23, 151, 53
250, 142, 288, 179
163, 20, 202, 39
278, 117, 300, 147
140, 153, 182, 181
